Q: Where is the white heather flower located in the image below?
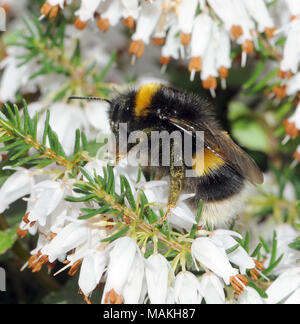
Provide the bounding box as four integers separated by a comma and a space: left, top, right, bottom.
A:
265, 267, 300, 304
0, 56, 29, 102
161, 22, 180, 60
153, 12, 174, 40
47, 0, 66, 8
145, 253, 172, 304
28, 102, 89, 156
100, 0, 122, 27
200, 24, 218, 81
211, 230, 255, 274
283, 181, 297, 202
284, 103, 300, 139
191, 237, 239, 285
26, 180, 65, 227
177, 0, 198, 36
0, 168, 34, 213
122, 254, 145, 304
139, 180, 169, 205
30, 234, 49, 257
78, 250, 107, 296
265, 224, 300, 275
284, 287, 300, 304
84, 101, 111, 134
216, 28, 232, 71
132, 0, 162, 45
166, 287, 175, 304
280, 21, 300, 74
285, 0, 300, 16
207, 0, 239, 31
189, 13, 213, 80
45, 200, 77, 234
215, 27, 232, 88
231, 0, 255, 39
201, 28, 218, 96
41, 221, 89, 262
83, 158, 140, 200
75, 0, 102, 22
238, 287, 264, 304
102, 237, 141, 301
174, 271, 202, 304
287, 73, 300, 95
242, 0, 274, 33
200, 272, 225, 304
120, 0, 139, 20
168, 203, 196, 232
82, 159, 107, 179
0, 0, 28, 14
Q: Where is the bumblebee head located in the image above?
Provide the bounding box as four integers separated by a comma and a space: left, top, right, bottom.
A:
68, 83, 163, 134
109, 84, 163, 132
107, 90, 136, 133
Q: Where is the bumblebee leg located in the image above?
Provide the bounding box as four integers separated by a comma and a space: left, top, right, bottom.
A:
156, 146, 184, 225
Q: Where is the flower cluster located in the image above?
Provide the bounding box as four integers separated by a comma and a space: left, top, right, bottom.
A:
39, 0, 299, 98
0, 150, 297, 304
0, 0, 300, 305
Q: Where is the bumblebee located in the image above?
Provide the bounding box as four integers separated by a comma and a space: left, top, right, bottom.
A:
70, 84, 263, 227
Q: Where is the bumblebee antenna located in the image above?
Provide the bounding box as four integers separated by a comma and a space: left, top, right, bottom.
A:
68, 96, 112, 104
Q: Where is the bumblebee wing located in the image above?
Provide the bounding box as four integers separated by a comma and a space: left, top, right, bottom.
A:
166, 116, 264, 185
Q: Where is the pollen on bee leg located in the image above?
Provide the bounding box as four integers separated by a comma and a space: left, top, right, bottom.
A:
265, 27, 277, 38
122, 16, 135, 30
74, 18, 88, 30
180, 32, 191, 46
104, 289, 123, 304
231, 25, 243, 40
273, 85, 287, 99
97, 17, 110, 32
129, 40, 145, 64
188, 57, 202, 81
